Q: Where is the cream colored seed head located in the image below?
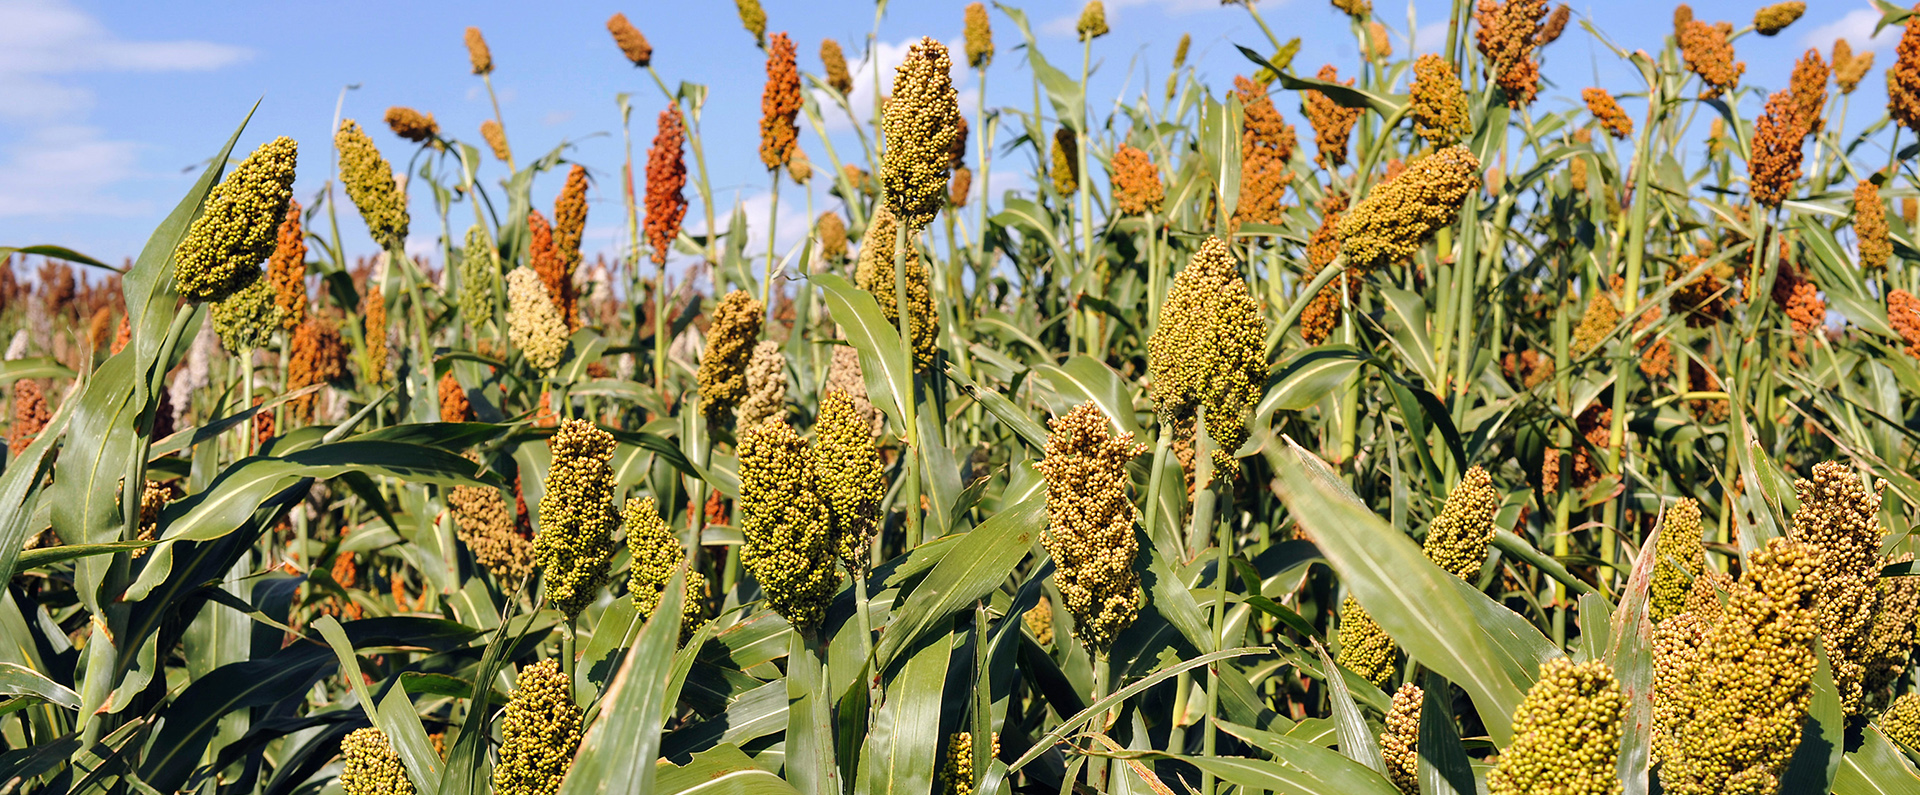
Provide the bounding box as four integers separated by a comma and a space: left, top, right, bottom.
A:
1037, 402, 1147, 652
881, 37, 961, 230
506, 268, 568, 373
738, 420, 840, 630
1487, 658, 1625, 795
736, 340, 788, 429
173, 136, 298, 302
340, 728, 415, 795
1421, 465, 1499, 581
532, 420, 619, 620
491, 659, 580, 795
1339, 146, 1479, 273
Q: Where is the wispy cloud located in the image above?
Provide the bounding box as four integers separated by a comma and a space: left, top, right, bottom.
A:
0, 0, 251, 218
1801, 7, 1899, 53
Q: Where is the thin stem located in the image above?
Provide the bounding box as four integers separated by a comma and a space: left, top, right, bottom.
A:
1143, 424, 1174, 556
484, 74, 516, 173
765, 169, 782, 314
892, 221, 923, 549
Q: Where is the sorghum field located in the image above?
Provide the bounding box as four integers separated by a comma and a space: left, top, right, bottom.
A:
10, 0, 1920, 793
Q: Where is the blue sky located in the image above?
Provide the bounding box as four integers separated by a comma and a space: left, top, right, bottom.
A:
0, 0, 1904, 274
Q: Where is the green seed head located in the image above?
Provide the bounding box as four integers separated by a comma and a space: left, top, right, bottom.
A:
335, 120, 410, 252
1883, 693, 1920, 750
173, 136, 298, 302
1488, 658, 1625, 795
880, 37, 961, 230
624, 496, 708, 643
533, 420, 619, 620
210, 275, 284, 353
942, 731, 1000, 795
963, 3, 994, 70
1148, 237, 1269, 476
1422, 465, 1499, 581
459, 225, 497, 328
738, 420, 840, 630
1650, 499, 1707, 624
1337, 595, 1399, 686
1038, 402, 1147, 653
813, 389, 884, 576
1075, 1, 1109, 41
492, 659, 581, 795
853, 207, 938, 372
340, 728, 415, 795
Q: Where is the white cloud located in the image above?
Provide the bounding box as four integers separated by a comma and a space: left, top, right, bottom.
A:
690, 188, 814, 262
1413, 21, 1450, 54
1802, 8, 1899, 52
1044, 0, 1223, 35
542, 110, 575, 127
0, 125, 145, 217
0, 0, 251, 218
814, 36, 976, 133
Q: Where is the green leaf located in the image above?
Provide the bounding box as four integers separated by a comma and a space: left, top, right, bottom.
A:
0, 245, 116, 272
1272, 66, 1409, 117
1007, 647, 1270, 773
1833, 725, 1920, 794
1193, 731, 1402, 795
379, 686, 446, 795
1032, 356, 1144, 437
1274, 439, 1526, 746
1261, 345, 1367, 414
815, 273, 912, 435
1313, 642, 1385, 773
858, 620, 949, 795
0, 662, 80, 710
0, 358, 74, 386
944, 367, 1048, 451
1417, 672, 1476, 795
1609, 517, 1659, 795
876, 495, 1043, 668
656, 744, 801, 795
562, 568, 686, 795
138, 645, 335, 791
12, 541, 158, 572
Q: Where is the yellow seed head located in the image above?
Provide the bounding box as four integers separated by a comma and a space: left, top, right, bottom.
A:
964, 3, 994, 69
459, 225, 496, 327
736, 0, 767, 48
1753, 2, 1804, 36
1076, 1, 1109, 41
821, 39, 853, 95
697, 290, 764, 421
492, 659, 580, 795
1884, 693, 1920, 749
1857, 180, 1891, 271
1038, 403, 1147, 652
465, 27, 493, 75
607, 13, 652, 67
1024, 595, 1055, 646
450, 480, 532, 587
336, 120, 410, 252
384, 107, 439, 143
481, 120, 511, 163
1339, 146, 1479, 273
881, 37, 962, 230
533, 420, 619, 620
1788, 461, 1888, 715
1411, 55, 1472, 148
173, 136, 298, 302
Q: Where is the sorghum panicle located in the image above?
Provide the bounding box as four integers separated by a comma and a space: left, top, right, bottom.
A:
738, 420, 840, 630
1788, 461, 1888, 715
624, 496, 707, 641
361, 283, 387, 384
1421, 466, 1498, 581
1835, 38, 1873, 95
1050, 127, 1079, 197
1883, 693, 1920, 749
450, 478, 532, 587
736, 340, 788, 429
1303, 65, 1361, 168
268, 200, 307, 329
1583, 88, 1633, 139
1487, 658, 1625, 795
964, 3, 993, 70
465, 27, 492, 74
1678, 16, 1744, 99
1038, 402, 1147, 652
812, 389, 884, 576
1234, 76, 1297, 228
1857, 180, 1891, 270
759, 33, 802, 171
492, 659, 581, 795
607, 13, 652, 66
173, 136, 298, 302
506, 268, 569, 373
1411, 54, 1472, 147
735, 0, 766, 48
1337, 595, 1398, 685
1650, 498, 1705, 624
481, 120, 512, 163
1475, 0, 1548, 107
340, 728, 415, 795
335, 121, 409, 252
1381, 683, 1422, 795
1075, 1, 1108, 41
533, 420, 619, 620
645, 105, 689, 267
821, 39, 853, 95
697, 289, 764, 421
384, 107, 438, 143
881, 38, 961, 230
1109, 144, 1163, 216
1753, 2, 1805, 36
853, 207, 939, 372
212, 271, 283, 353
816, 211, 848, 263
459, 225, 496, 327
1339, 146, 1480, 273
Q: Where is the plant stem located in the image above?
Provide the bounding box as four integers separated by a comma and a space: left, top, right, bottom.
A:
483, 74, 515, 173
893, 221, 923, 549
765, 169, 781, 314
